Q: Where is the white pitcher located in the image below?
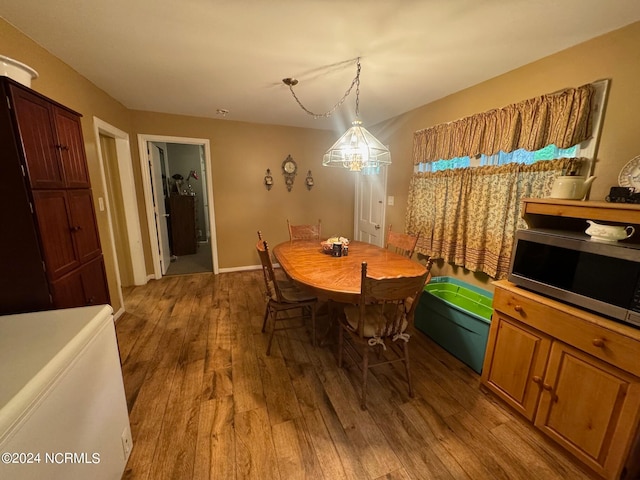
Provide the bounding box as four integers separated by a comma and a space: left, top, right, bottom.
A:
549, 176, 596, 200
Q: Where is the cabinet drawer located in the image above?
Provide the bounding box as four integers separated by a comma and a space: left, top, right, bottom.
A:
493, 287, 640, 377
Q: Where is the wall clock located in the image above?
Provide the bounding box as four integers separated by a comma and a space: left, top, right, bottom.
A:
282, 155, 297, 191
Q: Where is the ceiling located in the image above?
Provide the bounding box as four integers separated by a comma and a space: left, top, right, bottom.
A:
3, 0, 640, 132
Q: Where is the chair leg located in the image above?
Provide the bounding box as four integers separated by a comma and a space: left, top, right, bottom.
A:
361, 346, 370, 410
266, 309, 276, 356
261, 304, 269, 333
337, 325, 344, 368
311, 304, 317, 347
403, 342, 414, 398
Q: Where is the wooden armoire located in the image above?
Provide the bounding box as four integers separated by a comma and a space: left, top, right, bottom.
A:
0, 76, 110, 315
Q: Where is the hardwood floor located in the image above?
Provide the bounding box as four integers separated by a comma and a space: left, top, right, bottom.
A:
116, 271, 597, 480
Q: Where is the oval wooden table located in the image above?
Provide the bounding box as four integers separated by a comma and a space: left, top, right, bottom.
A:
273, 240, 427, 304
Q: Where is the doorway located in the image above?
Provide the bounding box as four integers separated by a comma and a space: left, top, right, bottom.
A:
354, 168, 387, 246
137, 134, 219, 277
93, 118, 147, 319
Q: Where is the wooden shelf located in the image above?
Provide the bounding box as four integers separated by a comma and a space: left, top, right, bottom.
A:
522, 199, 640, 243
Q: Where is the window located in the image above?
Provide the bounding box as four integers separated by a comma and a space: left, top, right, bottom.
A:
417, 144, 579, 172
407, 80, 609, 279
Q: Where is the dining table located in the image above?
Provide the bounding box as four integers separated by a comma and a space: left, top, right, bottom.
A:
273, 239, 428, 304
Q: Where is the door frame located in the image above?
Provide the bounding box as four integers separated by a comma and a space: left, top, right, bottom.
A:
137, 134, 219, 277
92, 117, 148, 318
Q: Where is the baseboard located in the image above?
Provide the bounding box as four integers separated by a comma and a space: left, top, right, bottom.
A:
113, 306, 126, 322
218, 264, 263, 273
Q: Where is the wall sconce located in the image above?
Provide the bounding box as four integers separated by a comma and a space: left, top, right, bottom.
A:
264, 169, 273, 191
305, 170, 314, 190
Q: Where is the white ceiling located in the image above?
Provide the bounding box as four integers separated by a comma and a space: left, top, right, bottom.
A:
3, 0, 640, 132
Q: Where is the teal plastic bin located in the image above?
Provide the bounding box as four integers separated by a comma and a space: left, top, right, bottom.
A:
414, 276, 493, 373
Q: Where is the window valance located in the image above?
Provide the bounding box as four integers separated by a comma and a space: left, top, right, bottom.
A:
413, 83, 594, 164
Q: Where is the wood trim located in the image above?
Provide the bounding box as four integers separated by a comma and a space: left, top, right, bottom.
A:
522, 198, 640, 226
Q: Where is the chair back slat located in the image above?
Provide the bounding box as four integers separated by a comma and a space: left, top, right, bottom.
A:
256, 239, 281, 301
288, 219, 322, 240
385, 224, 419, 258
356, 261, 429, 339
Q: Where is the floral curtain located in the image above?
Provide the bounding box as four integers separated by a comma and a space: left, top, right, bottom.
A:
406, 158, 581, 279
413, 84, 594, 164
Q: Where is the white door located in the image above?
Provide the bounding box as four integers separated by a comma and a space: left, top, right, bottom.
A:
149, 144, 171, 274
354, 168, 387, 246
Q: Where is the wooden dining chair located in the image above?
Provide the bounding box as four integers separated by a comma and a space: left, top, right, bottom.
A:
258, 229, 294, 285
385, 225, 420, 258
256, 238, 318, 355
338, 261, 431, 409
287, 219, 321, 241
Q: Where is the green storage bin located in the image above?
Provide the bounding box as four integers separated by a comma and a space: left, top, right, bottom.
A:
415, 276, 493, 373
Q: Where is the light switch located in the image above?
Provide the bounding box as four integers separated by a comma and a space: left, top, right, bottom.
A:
98, 197, 105, 211
387, 196, 395, 206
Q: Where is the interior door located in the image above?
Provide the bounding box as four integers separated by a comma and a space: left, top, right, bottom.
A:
149, 144, 171, 275
354, 168, 387, 246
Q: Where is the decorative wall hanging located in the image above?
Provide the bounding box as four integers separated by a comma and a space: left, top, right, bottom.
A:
282, 155, 297, 192
305, 170, 314, 190
264, 169, 274, 191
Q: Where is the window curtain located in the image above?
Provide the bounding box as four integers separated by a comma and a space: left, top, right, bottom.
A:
413, 83, 594, 164
406, 158, 582, 279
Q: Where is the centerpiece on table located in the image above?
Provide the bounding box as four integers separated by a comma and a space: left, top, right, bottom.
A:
321, 236, 350, 256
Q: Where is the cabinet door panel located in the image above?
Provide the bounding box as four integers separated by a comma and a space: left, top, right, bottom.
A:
536, 342, 640, 479
54, 107, 90, 188
482, 313, 551, 420
81, 256, 110, 306
67, 189, 101, 263
50, 269, 86, 309
51, 257, 109, 308
32, 190, 80, 279
10, 86, 64, 189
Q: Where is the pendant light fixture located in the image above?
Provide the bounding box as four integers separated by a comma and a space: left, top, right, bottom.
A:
283, 58, 391, 172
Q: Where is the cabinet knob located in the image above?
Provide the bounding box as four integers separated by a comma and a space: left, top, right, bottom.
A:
70, 225, 82, 232
55, 144, 69, 151
592, 338, 605, 348
514, 304, 523, 312
532, 376, 542, 385
542, 383, 558, 402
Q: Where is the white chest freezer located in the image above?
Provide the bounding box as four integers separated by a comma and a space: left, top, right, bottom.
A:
0, 305, 132, 479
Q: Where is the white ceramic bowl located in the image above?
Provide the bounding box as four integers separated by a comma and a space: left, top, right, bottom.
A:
0, 55, 38, 87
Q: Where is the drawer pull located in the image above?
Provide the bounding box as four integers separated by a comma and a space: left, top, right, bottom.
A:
532, 376, 542, 385
542, 383, 553, 391
514, 304, 523, 312
592, 338, 605, 348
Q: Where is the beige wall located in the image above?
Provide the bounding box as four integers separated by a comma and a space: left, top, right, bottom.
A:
377, 21, 640, 289
3, 16, 640, 299
129, 111, 355, 269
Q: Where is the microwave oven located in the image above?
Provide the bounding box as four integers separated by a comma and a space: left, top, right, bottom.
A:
508, 229, 640, 328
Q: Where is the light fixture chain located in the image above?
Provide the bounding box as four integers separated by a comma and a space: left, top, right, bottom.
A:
286, 58, 361, 119
355, 60, 360, 118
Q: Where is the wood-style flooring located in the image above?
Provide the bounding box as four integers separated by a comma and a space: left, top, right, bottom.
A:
116, 271, 597, 480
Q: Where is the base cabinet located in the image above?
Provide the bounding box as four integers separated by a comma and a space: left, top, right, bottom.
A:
483, 312, 551, 420
482, 282, 640, 480
535, 342, 640, 478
